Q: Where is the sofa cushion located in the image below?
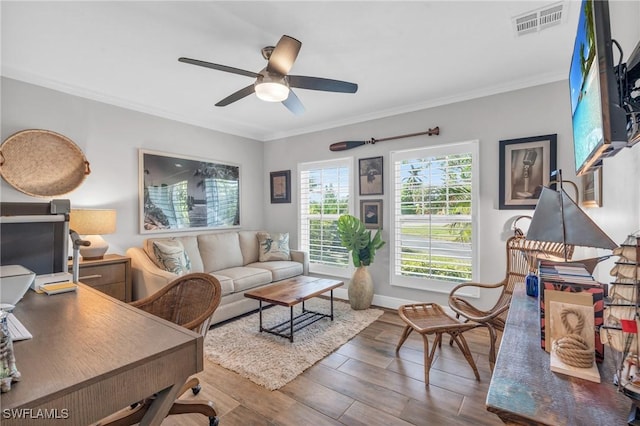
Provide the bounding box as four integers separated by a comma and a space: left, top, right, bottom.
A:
144, 236, 203, 273
147, 239, 192, 275
210, 273, 234, 297
239, 231, 260, 265
176, 236, 204, 273
249, 261, 303, 282
257, 232, 291, 262
198, 232, 244, 273
216, 266, 273, 292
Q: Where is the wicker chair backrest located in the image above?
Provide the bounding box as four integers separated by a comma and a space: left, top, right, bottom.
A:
504, 236, 575, 296
130, 273, 222, 336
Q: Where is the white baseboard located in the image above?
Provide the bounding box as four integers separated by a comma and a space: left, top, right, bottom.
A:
333, 288, 456, 316
333, 288, 418, 310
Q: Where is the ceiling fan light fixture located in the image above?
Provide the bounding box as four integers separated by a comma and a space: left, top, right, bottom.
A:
255, 81, 289, 102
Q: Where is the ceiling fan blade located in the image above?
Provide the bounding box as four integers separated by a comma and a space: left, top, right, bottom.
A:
288, 75, 358, 93
266, 35, 301, 76
282, 90, 305, 115
179, 57, 259, 78
215, 85, 255, 107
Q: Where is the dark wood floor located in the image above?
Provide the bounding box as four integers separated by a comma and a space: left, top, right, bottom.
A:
163, 309, 504, 426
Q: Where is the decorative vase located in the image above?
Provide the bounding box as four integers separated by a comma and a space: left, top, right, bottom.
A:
349, 266, 374, 310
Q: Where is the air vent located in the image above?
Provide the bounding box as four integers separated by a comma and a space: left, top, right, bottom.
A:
516, 13, 538, 35
513, 2, 565, 36
539, 4, 563, 28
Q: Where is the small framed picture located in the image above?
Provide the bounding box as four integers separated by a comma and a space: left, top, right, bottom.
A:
360, 199, 383, 229
270, 170, 291, 204
498, 134, 557, 210
359, 156, 383, 196
581, 169, 602, 208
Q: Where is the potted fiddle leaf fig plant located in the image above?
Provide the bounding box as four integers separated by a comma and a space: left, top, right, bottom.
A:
337, 214, 385, 309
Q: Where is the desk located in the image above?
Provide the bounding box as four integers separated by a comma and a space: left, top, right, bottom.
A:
1, 284, 202, 425
486, 284, 630, 425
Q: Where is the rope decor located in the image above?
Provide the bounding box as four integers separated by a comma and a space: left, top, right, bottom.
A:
552, 308, 594, 368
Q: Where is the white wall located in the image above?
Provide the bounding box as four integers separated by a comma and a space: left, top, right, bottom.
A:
1, 78, 266, 255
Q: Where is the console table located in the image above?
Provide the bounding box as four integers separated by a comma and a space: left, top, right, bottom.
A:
486, 284, 630, 425
1, 284, 202, 425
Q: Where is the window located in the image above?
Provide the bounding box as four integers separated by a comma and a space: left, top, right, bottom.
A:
299, 158, 353, 276
391, 141, 479, 296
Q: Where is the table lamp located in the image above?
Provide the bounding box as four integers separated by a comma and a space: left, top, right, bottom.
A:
69, 209, 116, 260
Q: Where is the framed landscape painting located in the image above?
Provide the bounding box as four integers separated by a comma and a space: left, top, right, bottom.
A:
499, 134, 557, 210
140, 150, 240, 233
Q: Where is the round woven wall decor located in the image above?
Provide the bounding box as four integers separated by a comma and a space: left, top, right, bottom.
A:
0, 129, 90, 197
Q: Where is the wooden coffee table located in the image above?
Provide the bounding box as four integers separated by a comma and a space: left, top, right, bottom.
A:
244, 276, 344, 342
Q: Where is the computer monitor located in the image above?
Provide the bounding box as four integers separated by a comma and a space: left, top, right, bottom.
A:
0, 200, 70, 276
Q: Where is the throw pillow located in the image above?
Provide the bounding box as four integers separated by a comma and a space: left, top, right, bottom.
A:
152, 239, 192, 275
257, 232, 291, 262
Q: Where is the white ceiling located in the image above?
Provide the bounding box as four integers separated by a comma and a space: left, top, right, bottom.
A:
1, 1, 580, 141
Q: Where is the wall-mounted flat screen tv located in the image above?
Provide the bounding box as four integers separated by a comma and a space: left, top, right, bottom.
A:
569, 0, 628, 176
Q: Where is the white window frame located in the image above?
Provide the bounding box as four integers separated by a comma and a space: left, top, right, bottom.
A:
298, 157, 354, 278
390, 140, 480, 297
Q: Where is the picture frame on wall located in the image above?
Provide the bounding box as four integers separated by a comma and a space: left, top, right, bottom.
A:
498, 134, 557, 210
270, 170, 291, 204
140, 149, 240, 233
581, 168, 602, 208
359, 156, 383, 196
360, 199, 383, 229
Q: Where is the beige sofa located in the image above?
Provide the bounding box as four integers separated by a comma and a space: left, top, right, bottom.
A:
126, 230, 308, 324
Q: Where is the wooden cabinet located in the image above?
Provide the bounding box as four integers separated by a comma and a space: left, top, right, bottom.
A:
68, 254, 132, 302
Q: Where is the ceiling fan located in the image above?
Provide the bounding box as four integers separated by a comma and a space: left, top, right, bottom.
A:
178, 35, 358, 115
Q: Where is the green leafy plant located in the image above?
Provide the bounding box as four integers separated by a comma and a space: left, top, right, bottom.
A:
337, 214, 385, 267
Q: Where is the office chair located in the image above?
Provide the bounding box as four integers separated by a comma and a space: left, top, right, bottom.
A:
97, 273, 222, 426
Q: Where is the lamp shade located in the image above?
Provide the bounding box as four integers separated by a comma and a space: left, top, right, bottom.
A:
69, 209, 116, 235
69, 209, 116, 260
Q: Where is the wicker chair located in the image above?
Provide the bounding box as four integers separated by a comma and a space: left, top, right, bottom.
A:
448, 232, 573, 370
97, 273, 222, 426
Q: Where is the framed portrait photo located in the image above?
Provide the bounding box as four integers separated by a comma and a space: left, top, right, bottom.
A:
360, 199, 383, 229
499, 134, 557, 210
270, 170, 291, 203
359, 156, 383, 196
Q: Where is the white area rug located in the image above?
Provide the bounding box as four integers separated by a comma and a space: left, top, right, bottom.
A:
203, 299, 383, 390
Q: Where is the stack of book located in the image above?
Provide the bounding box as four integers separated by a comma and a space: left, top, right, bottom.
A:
538, 261, 599, 287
